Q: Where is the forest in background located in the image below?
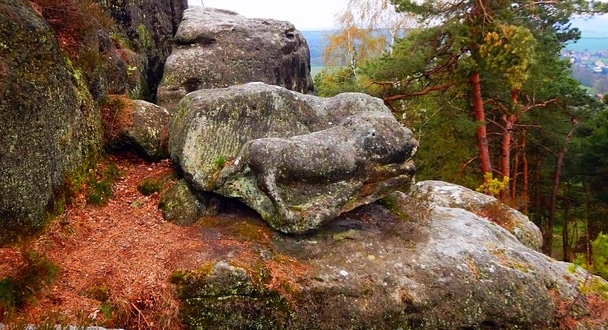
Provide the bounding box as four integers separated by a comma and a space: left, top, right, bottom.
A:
308, 0, 608, 275
304, 28, 608, 94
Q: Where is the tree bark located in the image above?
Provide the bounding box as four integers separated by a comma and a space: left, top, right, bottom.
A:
521, 131, 529, 213
501, 113, 518, 198
562, 183, 571, 262
543, 119, 578, 255
470, 72, 492, 177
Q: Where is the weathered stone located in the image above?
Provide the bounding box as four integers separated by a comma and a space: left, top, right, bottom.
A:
158, 179, 220, 226
119, 100, 170, 161
174, 188, 608, 329
157, 7, 313, 112
96, 0, 188, 100
414, 180, 543, 251
101, 47, 146, 97
169, 83, 417, 233
0, 0, 102, 243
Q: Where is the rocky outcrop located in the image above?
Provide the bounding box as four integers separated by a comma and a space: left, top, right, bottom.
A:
157, 7, 313, 112
0, 0, 102, 243
96, 0, 188, 101
416, 180, 543, 251
169, 83, 417, 233
173, 185, 608, 329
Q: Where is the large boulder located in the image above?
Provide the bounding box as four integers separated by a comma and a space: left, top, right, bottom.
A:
157, 7, 313, 112
0, 0, 102, 243
169, 83, 417, 233
96, 0, 188, 101
173, 186, 608, 329
415, 180, 543, 251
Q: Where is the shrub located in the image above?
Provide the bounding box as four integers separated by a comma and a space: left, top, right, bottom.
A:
476, 172, 509, 196
574, 232, 608, 280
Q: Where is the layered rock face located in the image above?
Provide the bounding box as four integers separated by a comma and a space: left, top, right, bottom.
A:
169, 83, 418, 233
0, 0, 102, 242
158, 7, 313, 111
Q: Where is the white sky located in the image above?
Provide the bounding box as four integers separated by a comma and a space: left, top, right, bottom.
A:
186, 0, 348, 30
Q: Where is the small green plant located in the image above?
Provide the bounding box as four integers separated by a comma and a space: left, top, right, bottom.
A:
85, 284, 111, 302
88, 163, 121, 205
137, 177, 163, 196
215, 156, 226, 168
476, 172, 509, 196
0, 252, 59, 318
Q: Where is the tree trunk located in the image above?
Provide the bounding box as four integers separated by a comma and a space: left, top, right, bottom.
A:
511, 140, 519, 206
501, 113, 517, 199
521, 131, 529, 213
562, 183, 571, 262
470, 72, 492, 176
543, 119, 578, 255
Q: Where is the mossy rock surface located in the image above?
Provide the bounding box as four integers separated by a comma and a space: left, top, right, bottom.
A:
0, 0, 101, 243
169, 83, 418, 234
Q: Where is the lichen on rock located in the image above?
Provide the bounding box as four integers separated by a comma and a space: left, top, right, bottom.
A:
169, 82, 418, 233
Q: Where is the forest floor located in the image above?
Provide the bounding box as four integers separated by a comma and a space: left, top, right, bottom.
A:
0, 152, 270, 329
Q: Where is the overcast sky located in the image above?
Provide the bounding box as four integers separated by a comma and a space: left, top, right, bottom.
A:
187, 0, 608, 32
187, 0, 348, 30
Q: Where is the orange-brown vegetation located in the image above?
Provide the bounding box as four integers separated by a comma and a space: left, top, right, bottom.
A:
475, 201, 515, 231
0, 152, 312, 328
100, 95, 135, 146
550, 281, 608, 329
30, 0, 113, 58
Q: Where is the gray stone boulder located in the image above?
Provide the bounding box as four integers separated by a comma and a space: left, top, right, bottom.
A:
415, 180, 543, 251
169, 83, 417, 233
0, 0, 102, 243
174, 187, 608, 329
118, 100, 170, 161
157, 7, 313, 112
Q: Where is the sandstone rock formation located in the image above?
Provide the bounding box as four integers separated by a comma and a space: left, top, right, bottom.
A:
173, 186, 608, 329
157, 7, 313, 112
169, 83, 417, 233
416, 180, 543, 251
0, 0, 102, 243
